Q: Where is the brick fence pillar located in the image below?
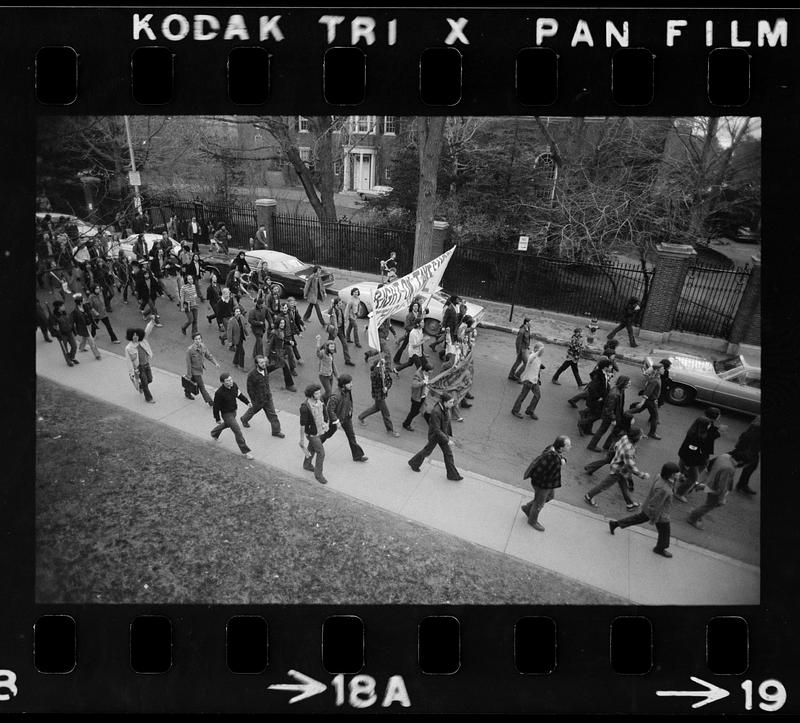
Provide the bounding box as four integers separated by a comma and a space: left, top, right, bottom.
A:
640, 243, 697, 334
729, 255, 761, 346
255, 198, 277, 248
431, 220, 450, 258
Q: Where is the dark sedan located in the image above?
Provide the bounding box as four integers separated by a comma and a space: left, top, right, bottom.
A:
199, 249, 334, 298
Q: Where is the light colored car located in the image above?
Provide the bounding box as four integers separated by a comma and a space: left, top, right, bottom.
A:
36, 212, 111, 239
338, 282, 485, 336
357, 185, 393, 201
643, 349, 760, 416
116, 233, 182, 261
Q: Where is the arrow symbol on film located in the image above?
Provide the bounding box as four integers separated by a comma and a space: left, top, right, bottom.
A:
268, 670, 327, 704
656, 676, 730, 709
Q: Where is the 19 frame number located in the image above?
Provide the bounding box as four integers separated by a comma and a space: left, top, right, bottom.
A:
742, 680, 787, 712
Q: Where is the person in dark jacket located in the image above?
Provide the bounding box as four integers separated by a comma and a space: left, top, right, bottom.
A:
205, 272, 224, 330
134, 266, 163, 327
248, 296, 270, 361
320, 374, 368, 462
577, 359, 613, 436
299, 383, 331, 484
609, 461, 681, 558
430, 296, 459, 357
552, 327, 586, 386
215, 286, 237, 344
607, 296, 640, 347
183, 253, 205, 301
630, 364, 663, 439
657, 358, 672, 406
36, 299, 53, 343
71, 293, 101, 360
508, 318, 532, 382
733, 415, 760, 495
185, 332, 219, 404
88, 284, 120, 343
231, 250, 251, 276
131, 232, 148, 261
240, 354, 284, 437
326, 296, 354, 366
520, 435, 572, 531
51, 299, 78, 365
210, 373, 254, 459
394, 300, 424, 365
358, 352, 400, 436
226, 306, 249, 370
408, 392, 463, 481
265, 318, 297, 391
674, 407, 723, 501
587, 375, 630, 451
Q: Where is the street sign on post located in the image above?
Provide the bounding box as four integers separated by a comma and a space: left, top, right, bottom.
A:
128, 171, 141, 187
509, 235, 529, 321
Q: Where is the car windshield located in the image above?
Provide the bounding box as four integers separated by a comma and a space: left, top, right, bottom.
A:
262, 254, 307, 273
713, 356, 744, 374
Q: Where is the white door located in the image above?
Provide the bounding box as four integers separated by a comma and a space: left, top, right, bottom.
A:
351, 152, 373, 190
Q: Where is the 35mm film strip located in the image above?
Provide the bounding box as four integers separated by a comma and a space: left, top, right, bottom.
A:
4, 5, 797, 715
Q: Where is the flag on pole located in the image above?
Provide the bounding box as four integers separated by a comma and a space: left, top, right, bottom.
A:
367, 246, 456, 351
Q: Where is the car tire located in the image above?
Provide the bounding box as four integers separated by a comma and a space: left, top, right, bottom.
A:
423, 318, 441, 336
270, 283, 285, 299
667, 383, 695, 406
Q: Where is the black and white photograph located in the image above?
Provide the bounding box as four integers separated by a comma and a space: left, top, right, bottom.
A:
35, 113, 761, 606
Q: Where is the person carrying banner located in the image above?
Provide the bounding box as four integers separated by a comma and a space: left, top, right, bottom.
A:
407, 392, 463, 481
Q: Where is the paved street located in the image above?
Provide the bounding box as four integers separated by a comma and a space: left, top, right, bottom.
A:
36, 282, 760, 566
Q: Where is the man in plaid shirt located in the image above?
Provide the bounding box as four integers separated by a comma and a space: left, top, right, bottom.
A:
357, 351, 401, 437
551, 327, 585, 386
583, 427, 649, 509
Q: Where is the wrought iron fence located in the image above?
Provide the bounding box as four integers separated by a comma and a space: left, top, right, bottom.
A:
442, 246, 654, 323
270, 213, 415, 275
674, 262, 751, 339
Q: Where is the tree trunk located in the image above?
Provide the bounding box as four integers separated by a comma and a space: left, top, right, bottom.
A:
309, 116, 338, 223
413, 116, 446, 268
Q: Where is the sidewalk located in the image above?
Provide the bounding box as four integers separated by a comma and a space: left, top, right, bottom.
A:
323, 266, 759, 367
36, 341, 759, 605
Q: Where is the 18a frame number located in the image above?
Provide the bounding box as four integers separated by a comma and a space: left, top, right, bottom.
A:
742, 680, 787, 712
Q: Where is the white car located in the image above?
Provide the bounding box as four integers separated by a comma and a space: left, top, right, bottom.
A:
643, 349, 760, 416
338, 282, 485, 336
36, 212, 111, 239
116, 233, 182, 261
357, 185, 393, 201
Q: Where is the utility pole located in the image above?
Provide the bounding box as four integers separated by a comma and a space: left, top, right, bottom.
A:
123, 115, 142, 213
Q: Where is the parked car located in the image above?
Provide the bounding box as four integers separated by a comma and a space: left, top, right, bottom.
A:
200, 249, 335, 299
357, 185, 393, 201
36, 212, 112, 240
642, 349, 760, 416
338, 282, 486, 336
116, 233, 182, 262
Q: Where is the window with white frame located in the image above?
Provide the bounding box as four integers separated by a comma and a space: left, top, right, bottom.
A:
350, 116, 376, 134
298, 116, 309, 133
298, 147, 312, 165
383, 116, 397, 135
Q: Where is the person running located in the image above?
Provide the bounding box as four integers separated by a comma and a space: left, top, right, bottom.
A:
520, 435, 572, 531
511, 343, 544, 420
674, 408, 722, 502
185, 332, 220, 405
408, 392, 463, 481
344, 287, 363, 348
583, 427, 648, 509
607, 296, 640, 347
732, 415, 760, 496
567, 356, 612, 409
265, 318, 297, 392
326, 296, 354, 366
71, 293, 101, 360
551, 327, 585, 386
86, 284, 120, 344
50, 299, 78, 366
587, 375, 630, 451
687, 452, 746, 530
125, 317, 157, 403
609, 461, 681, 558
226, 306, 249, 371
396, 317, 426, 372
241, 354, 285, 438
320, 374, 368, 462
302, 265, 327, 325
211, 373, 254, 459
630, 363, 663, 440
403, 359, 433, 431
358, 351, 400, 437
316, 334, 339, 401
583, 416, 637, 476
299, 383, 331, 484
179, 273, 200, 337
508, 318, 532, 382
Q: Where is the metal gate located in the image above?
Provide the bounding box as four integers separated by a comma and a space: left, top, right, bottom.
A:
673, 262, 751, 339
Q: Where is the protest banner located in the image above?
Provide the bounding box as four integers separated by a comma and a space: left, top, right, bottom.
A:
367, 246, 456, 351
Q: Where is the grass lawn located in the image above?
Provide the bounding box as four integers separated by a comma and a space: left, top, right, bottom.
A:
36, 377, 623, 605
